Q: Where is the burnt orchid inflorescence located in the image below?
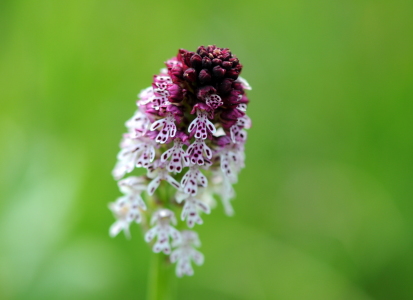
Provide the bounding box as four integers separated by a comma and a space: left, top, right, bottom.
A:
109, 45, 251, 277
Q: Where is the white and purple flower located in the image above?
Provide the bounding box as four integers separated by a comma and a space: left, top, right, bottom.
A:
171, 230, 204, 277
109, 45, 251, 277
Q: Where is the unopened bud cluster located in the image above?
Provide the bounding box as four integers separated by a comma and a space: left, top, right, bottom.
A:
109, 45, 251, 277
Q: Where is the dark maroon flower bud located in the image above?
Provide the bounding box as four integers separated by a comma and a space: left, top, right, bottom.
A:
197, 45, 207, 55
218, 78, 233, 94
238, 94, 249, 104
198, 48, 208, 57
229, 57, 239, 66
226, 68, 239, 79
202, 57, 212, 69
167, 84, 183, 102
207, 45, 216, 53
185, 52, 195, 67
190, 102, 210, 114
178, 49, 187, 62
199, 69, 211, 84
216, 135, 231, 147
178, 49, 192, 66
212, 58, 222, 66
223, 89, 243, 105
234, 64, 242, 75
222, 61, 232, 70
179, 49, 195, 67
197, 85, 216, 100
220, 108, 245, 128
212, 65, 226, 78
232, 81, 243, 90
183, 68, 197, 83
221, 51, 232, 60
190, 54, 202, 69
169, 66, 183, 81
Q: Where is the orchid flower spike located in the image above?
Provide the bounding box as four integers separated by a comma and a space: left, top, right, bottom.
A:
109, 45, 251, 277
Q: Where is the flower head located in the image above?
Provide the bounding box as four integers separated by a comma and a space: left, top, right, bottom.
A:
109, 45, 251, 277
145, 209, 181, 254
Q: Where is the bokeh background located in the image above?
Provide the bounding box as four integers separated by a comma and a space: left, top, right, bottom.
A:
1, 0, 413, 299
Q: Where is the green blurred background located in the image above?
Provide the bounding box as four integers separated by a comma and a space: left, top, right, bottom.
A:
1, 0, 412, 299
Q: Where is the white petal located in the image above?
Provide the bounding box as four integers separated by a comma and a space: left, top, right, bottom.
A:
147, 177, 161, 195
145, 227, 158, 242
109, 221, 123, 238
191, 249, 204, 265
170, 249, 182, 263
205, 119, 216, 134
161, 148, 174, 162
166, 175, 181, 190
150, 118, 166, 131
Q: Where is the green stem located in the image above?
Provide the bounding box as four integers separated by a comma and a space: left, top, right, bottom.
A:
147, 252, 176, 300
